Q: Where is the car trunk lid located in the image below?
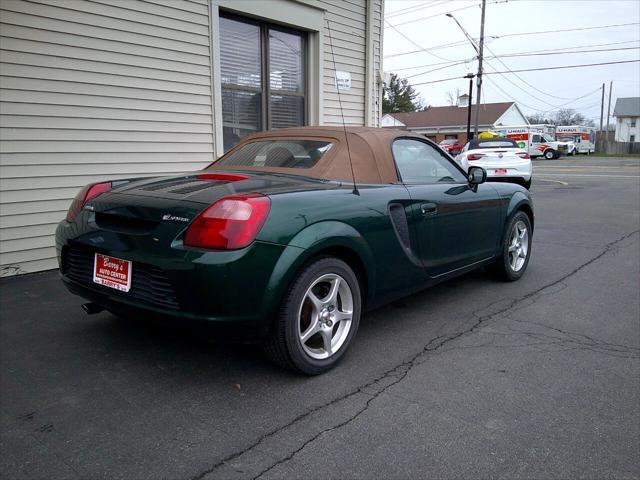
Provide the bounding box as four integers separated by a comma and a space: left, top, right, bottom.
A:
84, 170, 338, 241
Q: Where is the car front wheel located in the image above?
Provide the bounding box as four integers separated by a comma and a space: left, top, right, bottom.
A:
263, 257, 361, 375
487, 211, 532, 281
544, 149, 556, 160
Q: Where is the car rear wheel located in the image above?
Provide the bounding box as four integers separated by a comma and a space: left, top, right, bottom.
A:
263, 257, 361, 375
487, 211, 532, 281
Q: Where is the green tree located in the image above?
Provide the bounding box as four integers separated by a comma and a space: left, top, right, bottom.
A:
383, 73, 424, 113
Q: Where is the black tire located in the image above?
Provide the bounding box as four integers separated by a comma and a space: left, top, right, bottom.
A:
523, 179, 532, 189
544, 149, 556, 160
487, 211, 532, 281
263, 257, 362, 375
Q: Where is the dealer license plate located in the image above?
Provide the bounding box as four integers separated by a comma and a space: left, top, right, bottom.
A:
494, 168, 507, 175
93, 254, 132, 292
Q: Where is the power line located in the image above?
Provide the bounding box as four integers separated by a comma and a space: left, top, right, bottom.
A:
401, 46, 640, 81
384, 20, 454, 62
388, 40, 640, 73
482, 60, 568, 108
406, 60, 474, 79
484, 59, 640, 75
497, 22, 640, 39
410, 60, 640, 86
482, 75, 601, 114
388, 2, 481, 27
384, 23, 640, 58
385, 1, 443, 18
384, 40, 471, 59
491, 46, 640, 59
482, 42, 591, 101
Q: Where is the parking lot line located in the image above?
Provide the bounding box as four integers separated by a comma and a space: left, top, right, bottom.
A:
535, 173, 640, 178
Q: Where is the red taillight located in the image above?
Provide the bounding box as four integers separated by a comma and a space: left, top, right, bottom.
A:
516, 152, 531, 159
65, 182, 112, 222
184, 194, 271, 250
467, 153, 485, 161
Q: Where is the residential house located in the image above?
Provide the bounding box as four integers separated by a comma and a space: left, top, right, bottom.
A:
381, 98, 528, 143
613, 97, 640, 142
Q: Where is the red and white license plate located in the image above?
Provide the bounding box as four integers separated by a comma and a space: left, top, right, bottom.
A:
93, 254, 132, 292
494, 168, 507, 175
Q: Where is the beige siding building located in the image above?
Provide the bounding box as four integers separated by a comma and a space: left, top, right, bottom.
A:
0, 0, 384, 275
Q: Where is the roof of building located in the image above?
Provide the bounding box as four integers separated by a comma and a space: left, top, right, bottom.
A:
384, 102, 515, 129
212, 126, 431, 184
613, 97, 640, 117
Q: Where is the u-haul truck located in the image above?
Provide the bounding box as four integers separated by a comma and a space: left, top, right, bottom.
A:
491, 125, 564, 159
556, 126, 596, 154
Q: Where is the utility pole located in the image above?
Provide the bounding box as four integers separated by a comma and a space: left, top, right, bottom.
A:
473, 0, 487, 137
606, 80, 613, 137
599, 83, 605, 132
465, 73, 474, 141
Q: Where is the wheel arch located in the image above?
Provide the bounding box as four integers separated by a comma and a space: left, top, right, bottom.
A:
260, 221, 376, 333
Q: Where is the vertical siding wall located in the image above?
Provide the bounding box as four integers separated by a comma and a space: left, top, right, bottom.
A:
0, 0, 214, 275
312, 0, 382, 127
0, 0, 383, 275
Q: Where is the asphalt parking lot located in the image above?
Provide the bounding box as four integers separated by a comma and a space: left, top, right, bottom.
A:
1, 155, 639, 480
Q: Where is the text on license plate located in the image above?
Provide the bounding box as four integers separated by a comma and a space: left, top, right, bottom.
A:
93, 254, 132, 292
494, 168, 507, 175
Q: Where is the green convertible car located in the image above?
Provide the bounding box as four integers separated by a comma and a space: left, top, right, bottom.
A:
56, 127, 534, 374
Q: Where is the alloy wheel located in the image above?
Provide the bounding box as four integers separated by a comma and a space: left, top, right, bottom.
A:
508, 220, 529, 272
297, 273, 353, 360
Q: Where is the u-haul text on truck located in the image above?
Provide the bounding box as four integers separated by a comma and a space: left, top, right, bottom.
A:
491, 125, 565, 159
556, 126, 596, 154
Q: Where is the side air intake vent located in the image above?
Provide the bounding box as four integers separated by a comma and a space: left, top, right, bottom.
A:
388, 203, 411, 250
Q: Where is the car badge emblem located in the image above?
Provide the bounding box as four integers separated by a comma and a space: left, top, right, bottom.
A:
498, 153, 503, 158
162, 214, 190, 222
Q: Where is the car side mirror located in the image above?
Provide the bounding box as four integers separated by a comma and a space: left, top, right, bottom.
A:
468, 166, 487, 185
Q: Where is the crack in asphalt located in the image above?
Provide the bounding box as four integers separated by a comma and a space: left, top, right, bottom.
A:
192, 229, 639, 480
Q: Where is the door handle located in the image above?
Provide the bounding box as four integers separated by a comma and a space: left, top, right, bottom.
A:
420, 203, 437, 215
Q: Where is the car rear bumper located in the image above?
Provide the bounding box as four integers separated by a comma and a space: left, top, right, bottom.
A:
56, 220, 287, 339
477, 160, 532, 181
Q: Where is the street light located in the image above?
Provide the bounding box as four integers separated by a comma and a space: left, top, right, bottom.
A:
446, 1, 487, 138
464, 73, 475, 141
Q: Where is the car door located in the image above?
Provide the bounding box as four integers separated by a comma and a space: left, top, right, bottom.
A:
530, 133, 544, 156
392, 138, 502, 278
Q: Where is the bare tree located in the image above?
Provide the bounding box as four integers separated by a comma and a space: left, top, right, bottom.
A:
445, 88, 462, 106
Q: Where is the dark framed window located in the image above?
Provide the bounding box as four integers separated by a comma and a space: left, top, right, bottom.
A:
219, 13, 306, 151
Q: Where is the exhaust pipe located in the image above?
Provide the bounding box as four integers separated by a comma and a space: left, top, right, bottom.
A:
81, 303, 104, 315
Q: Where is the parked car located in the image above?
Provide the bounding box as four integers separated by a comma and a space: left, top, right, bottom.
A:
455, 137, 533, 189
438, 138, 463, 156
56, 127, 534, 375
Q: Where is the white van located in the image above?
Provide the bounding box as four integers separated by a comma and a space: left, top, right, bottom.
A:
492, 125, 567, 159
556, 126, 596, 154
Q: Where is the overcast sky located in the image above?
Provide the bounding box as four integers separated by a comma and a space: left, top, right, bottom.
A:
383, 0, 640, 123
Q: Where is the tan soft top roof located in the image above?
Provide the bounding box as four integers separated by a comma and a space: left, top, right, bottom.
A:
209, 126, 430, 184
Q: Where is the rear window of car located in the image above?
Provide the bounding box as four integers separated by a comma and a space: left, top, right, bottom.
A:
440, 139, 457, 145
469, 138, 518, 149
213, 140, 332, 169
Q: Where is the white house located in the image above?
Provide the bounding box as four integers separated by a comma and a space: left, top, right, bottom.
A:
613, 97, 640, 143
381, 99, 528, 143
0, 0, 385, 275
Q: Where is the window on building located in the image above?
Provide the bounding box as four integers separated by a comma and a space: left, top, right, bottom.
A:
631, 119, 637, 128
631, 135, 636, 142
220, 14, 306, 151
